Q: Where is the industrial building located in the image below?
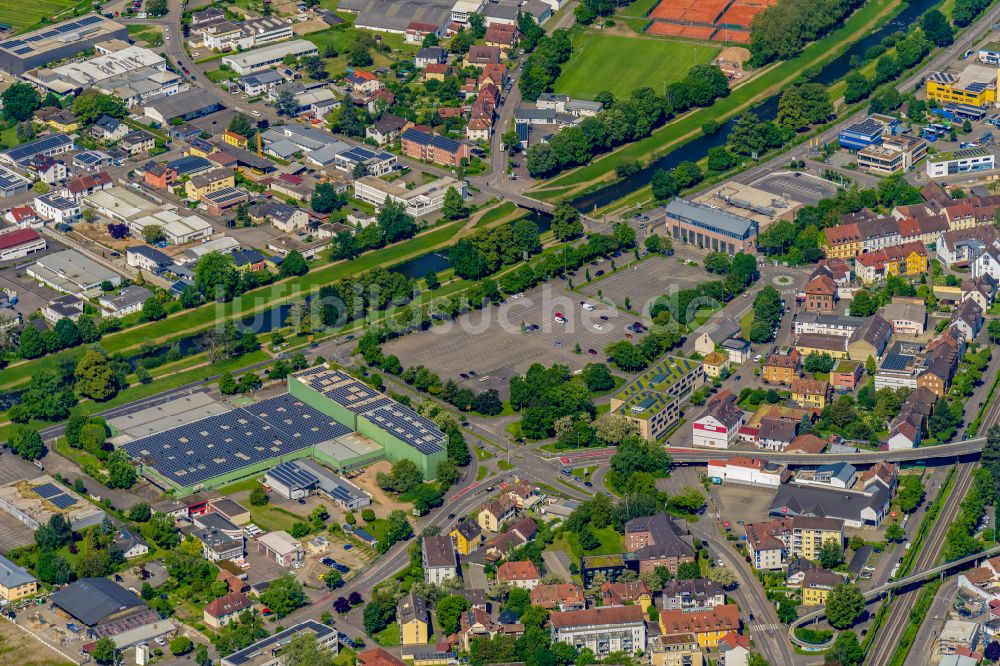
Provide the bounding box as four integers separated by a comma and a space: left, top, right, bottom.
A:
27, 249, 121, 295
265, 459, 371, 508
84, 187, 214, 245
220, 39, 318, 75
143, 89, 224, 125
289, 366, 447, 479
0, 165, 32, 197
925, 65, 998, 107
837, 118, 887, 151
664, 199, 758, 255
0, 133, 74, 167
0, 15, 128, 75
221, 620, 338, 666
0, 228, 46, 262
692, 181, 801, 228
0, 475, 105, 531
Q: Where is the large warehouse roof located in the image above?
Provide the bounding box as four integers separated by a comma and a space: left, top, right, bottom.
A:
121, 394, 351, 488
50, 577, 146, 627
220, 39, 317, 69
0, 15, 125, 62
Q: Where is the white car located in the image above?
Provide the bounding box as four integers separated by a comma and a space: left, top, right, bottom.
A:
192, 51, 200, 57
593, 324, 603, 330
165, 35, 170, 40
252, 110, 261, 117
582, 303, 595, 311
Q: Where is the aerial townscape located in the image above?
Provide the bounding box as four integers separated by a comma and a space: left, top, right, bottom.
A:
10, 0, 1000, 666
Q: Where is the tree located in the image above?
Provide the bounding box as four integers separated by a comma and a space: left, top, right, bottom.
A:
282, 634, 337, 666
229, 113, 255, 139
896, 475, 924, 513
142, 297, 166, 322
818, 538, 844, 568
324, 569, 344, 590
707, 146, 736, 172
828, 630, 863, 666
195, 252, 238, 301
36, 550, 72, 585
280, 250, 309, 278
107, 449, 137, 489
378, 200, 417, 244
349, 44, 372, 67
885, 521, 905, 543
443, 187, 468, 220
170, 636, 193, 656
148, 512, 180, 549
9, 427, 44, 461
92, 637, 118, 664
311, 182, 346, 214
551, 202, 584, 240
276, 89, 300, 116
259, 574, 307, 619
526, 143, 559, 177
825, 583, 865, 629
922, 9, 954, 46
707, 565, 737, 589
142, 224, 167, 245
928, 398, 959, 440
75, 350, 117, 401
250, 486, 269, 507
849, 289, 877, 317
651, 170, 679, 200
129, 502, 152, 522
502, 130, 521, 151
219, 372, 238, 395
2, 83, 41, 122
72, 90, 127, 124
55, 317, 79, 348
582, 363, 615, 392
436, 595, 470, 634
676, 561, 701, 579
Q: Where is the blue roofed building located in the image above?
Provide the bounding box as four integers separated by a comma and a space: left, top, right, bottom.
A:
664, 199, 758, 255
837, 118, 886, 151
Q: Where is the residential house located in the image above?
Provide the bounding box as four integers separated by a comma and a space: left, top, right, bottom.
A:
366, 114, 411, 145
650, 634, 705, 666
717, 632, 751, 666
465, 45, 501, 68
830, 360, 863, 392
27, 156, 66, 185
484, 24, 517, 54
401, 128, 470, 166
757, 418, 797, 452
486, 517, 538, 559
847, 314, 893, 361
185, 169, 236, 201
660, 579, 726, 612
120, 130, 155, 155
822, 222, 862, 259
113, 528, 149, 559
397, 593, 430, 645
692, 390, 742, 449
98, 285, 154, 318
127, 245, 172, 272
248, 200, 308, 232
803, 274, 837, 313
345, 70, 384, 94
658, 605, 741, 649
763, 350, 800, 385
497, 561, 541, 590
951, 299, 984, 342
531, 583, 586, 611
692, 315, 741, 355
422, 535, 459, 584
92, 115, 128, 142
450, 521, 483, 555
701, 351, 729, 379
64, 171, 112, 203
601, 581, 652, 608
0, 554, 37, 603
551, 606, 647, 657
624, 513, 695, 576
791, 378, 829, 409
203, 592, 253, 629
745, 516, 845, 567
884, 297, 927, 336
478, 496, 517, 532
142, 162, 176, 190
801, 569, 845, 606
414, 46, 446, 68
807, 462, 857, 489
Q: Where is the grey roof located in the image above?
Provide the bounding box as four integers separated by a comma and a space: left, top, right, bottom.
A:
769, 483, 889, 524
127, 245, 172, 267
522, 0, 551, 18
665, 199, 758, 239
482, 2, 519, 20
295, 459, 368, 505
145, 89, 222, 120
101, 285, 153, 311
94, 115, 121, 132
423, 535, 457, 568
515, 108, 557, 121
223, 620, 335, 666
51, 578, 146, 626
816, 462, 857, 484
415, 46, 445, 61
398, 592, 429, 625
240, 69, 283, 87
794, 312, 866, 329
0, 553, 35, 589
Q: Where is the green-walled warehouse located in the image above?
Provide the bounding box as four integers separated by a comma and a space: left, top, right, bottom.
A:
289, 366, 447, 480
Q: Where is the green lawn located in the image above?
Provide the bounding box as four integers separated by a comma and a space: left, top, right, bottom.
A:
205, 68, 237, 83
474, 446, 494, 461
218, 477, 264, 496
552, 526, 623, 558
373, 622, 400, 647
249, 505, 306, 534
0, 125, 18, 149
554, 30, 719, 101
536, 0, 901, 192
0, 0, 91, 33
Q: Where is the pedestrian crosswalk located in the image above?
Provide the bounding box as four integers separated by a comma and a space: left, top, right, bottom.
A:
750, 622, 782, 633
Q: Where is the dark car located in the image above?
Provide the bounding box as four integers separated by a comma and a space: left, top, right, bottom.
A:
588, 348, 598, 355
596, 270, 605, 276
447, 513, 456, 519
600, 315, 609, 321
460, 373, 469, 379
584, 481, 593, 487
321, 557, 336, 567
469, 370, 478, 376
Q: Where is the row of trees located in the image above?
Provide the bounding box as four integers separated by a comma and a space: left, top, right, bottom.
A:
328, 201, 417, 260
450, 218, 543, 279
518, 30, 573, 102
749, 0, 866, 65
843, 30, 933, 105
526, 66, 729, 178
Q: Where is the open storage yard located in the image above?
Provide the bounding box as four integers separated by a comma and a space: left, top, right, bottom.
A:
0, 617, 73, 666
554, 30, 719, 100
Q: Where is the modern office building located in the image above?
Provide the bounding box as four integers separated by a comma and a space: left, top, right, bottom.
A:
926, 147, 996, 177
837, 117, 886, 151
925, 66, 998, 107
664, 199, 758, 255
857, 135, 928, 175
221, 620, 338, 666
0, 15, 128, 75
610, 356, 704, 442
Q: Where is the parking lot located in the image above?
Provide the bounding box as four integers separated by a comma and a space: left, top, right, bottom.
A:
709, 481, 778, 526
578, 254, 707, 313
751, 172, 837, 206
384, 278, 647, 397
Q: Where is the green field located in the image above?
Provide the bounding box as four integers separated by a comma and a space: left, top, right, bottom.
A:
554, 31, 719, 101
0, 0, 91, 33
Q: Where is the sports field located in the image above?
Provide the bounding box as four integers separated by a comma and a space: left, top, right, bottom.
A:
0, 0, 90, 32
553, 32, 719, 101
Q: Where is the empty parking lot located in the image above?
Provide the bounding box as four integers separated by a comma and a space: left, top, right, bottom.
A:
752, 172, 837, 206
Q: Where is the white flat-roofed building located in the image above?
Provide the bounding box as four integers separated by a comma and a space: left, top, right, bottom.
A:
706, 457, 787, 488
28, 249, 121, 295
550, 607, 646, 657
83, 187, 213, 245
221, 40, 318, 75
353, 175, 465, 218
927, 147, 996, 177
25, 45, 165, 92
200, 16, 294, 51
451, 0, 484, 23
257, 530, 304, 567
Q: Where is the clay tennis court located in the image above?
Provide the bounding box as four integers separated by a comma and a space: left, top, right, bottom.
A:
646, 0, 774, 42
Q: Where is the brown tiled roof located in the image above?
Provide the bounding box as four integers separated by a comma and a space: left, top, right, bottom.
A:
658, 606, 740, 636
203, 592, 252, 618
530, 583, 585, 608
497, 561, 540, 582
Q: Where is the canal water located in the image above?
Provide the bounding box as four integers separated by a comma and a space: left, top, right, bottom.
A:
570, 0, 940, 212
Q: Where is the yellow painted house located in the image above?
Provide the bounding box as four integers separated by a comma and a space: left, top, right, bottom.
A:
884, 242, 928, 277
791, 378, 829, 410
397, 593, 429, 645
0, 554, 37, 602
185, 168, 235, 200
223, 130, 249, 149
926, 67, 998, 107
800, 570, 843, 607
450, 521, 483, 555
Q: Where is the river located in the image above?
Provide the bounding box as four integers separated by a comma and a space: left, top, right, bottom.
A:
570, 0, 940, 212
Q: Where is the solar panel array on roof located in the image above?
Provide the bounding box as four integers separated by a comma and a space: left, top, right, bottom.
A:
13, 47, 32, 55
955, 147, 988, 158
50, 494, 78, 510
2, 134, 72, 164
33, 483, 62, 499
268, 461, 318, 491
365, 404, 444, 455
967, 82, 989, 93
880, 353, 914, 372
121, 394, 350, 488
77, 15, 103, 25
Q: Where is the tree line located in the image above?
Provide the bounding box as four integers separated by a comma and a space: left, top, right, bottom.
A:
748, 0, 866, 66
527, 65, 729, 178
